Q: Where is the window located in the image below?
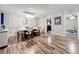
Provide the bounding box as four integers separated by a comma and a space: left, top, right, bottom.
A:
1, 13, 4, 25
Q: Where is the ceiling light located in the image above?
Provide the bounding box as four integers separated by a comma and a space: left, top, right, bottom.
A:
70, 16, 75, 19
24, 12, 35, 18
26, 14, 35, 18
24, 12, 34, 15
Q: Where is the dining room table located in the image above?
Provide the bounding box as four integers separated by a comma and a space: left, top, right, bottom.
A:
17, 28, 29, 42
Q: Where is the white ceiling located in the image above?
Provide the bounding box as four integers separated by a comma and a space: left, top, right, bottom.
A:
0, 4, 79, 16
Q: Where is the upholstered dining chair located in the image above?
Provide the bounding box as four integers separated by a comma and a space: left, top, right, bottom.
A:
24, 30, 29, 40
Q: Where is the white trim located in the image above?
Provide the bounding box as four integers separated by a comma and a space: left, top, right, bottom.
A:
8, 33, 16, 37
52, 33, 66, 36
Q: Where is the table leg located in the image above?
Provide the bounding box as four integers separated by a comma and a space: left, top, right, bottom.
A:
17, 32, 19, 42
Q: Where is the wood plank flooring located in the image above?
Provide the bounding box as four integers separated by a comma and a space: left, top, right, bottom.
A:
0, 33, 79, 54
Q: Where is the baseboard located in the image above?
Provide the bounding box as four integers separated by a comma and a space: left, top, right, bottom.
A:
8, 33, 16, 37
52, 33, 66, 37
0, 45, 8, 49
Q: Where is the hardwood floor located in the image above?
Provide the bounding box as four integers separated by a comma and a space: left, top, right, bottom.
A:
0, 33, 79, 54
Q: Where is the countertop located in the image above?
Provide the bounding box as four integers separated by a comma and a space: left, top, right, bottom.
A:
0, 29, 8, 33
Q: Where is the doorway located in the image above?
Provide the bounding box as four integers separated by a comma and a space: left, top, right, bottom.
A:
47, 18, 52, 32
65, 14, 78, 39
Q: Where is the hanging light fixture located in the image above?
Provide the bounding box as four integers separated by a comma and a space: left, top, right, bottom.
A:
24, 12, 35, 18
70, 15, 75, 19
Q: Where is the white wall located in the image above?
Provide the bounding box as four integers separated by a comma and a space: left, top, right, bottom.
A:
37, 16, 47, 33
8, 14, 37, 37
8, 13, 25, 36
51, 13, 65, 35
76, 12, 79, 39
0, 11, 9, 35
24, 18, 37, 27
37, 12, 66, 36
66, 15, 78, 30
3, 9, 79, 39
0, 11, 37, 37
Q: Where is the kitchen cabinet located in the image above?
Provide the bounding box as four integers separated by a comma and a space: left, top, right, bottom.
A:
0, 30, 8, 48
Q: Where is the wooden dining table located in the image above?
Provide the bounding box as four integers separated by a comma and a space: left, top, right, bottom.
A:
17, 28, 40, 42
17, 29, 29, 42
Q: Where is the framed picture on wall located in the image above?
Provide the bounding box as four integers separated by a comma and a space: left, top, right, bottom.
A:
54, 16, 61, 25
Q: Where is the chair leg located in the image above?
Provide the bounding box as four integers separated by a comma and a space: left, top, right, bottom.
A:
17, 32, 19, 42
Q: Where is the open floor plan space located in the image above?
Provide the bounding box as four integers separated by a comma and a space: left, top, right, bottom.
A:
0, 4, 79, 54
